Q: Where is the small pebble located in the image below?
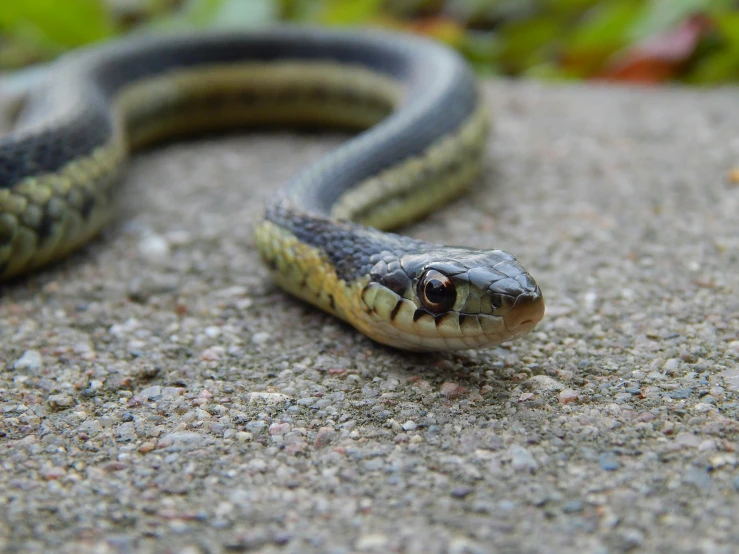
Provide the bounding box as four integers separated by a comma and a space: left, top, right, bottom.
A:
684, 468, 712, 491
14, 350, 43, 372
709, 453, 738, 469
523, 375, 565, 393
314, 427, 336, 448
138, 385, 161, 400
42, 467, 66, 480
558, 389, 579, 405
138, 234, 170, 262
402, 420, 417, 431
355, 534, 388, 550
201, 346, 224, 361
269, 422, 291, 435
508, 444, 538, 472
599, 452, 620, 471
127, 274, 179, 302
162, 431, 204, 446
450, 486, 474, 499
251, 332, 271, 345
619, 528, 645, 548
721, 368, 739, 392
675, 432, 701, 448
669, 388, 692, 400
440, 382, 464, 398
248, 392, 291, 404
663, 358, 680, 374
47, 394, 75, 410
245, 421, 266, 434
562, 500, 583, 513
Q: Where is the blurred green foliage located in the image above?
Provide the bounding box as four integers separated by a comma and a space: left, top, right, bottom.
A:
1, 0, 738, 83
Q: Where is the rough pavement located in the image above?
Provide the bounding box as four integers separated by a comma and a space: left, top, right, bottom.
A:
1, 81, 738, 554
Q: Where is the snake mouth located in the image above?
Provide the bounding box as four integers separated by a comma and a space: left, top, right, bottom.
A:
503, 289, 545, 335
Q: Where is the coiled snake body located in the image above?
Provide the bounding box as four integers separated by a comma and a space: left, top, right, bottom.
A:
0, 28, 544, 351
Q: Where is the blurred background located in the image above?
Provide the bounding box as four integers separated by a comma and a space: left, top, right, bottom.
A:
0, 0, 737, 84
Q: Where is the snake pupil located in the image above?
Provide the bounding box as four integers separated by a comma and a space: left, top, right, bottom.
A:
419, 270, 456, 312
426, 279, 448, 303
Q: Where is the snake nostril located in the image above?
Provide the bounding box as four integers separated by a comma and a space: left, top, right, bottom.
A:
504, 290, 545, 331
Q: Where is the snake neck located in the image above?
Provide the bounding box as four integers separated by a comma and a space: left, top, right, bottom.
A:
0, 29, 481, 280
255, 201, 424, 330
264, 201, 424, 281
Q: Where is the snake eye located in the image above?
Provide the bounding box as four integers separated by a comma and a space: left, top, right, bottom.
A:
418, 270, 456, 313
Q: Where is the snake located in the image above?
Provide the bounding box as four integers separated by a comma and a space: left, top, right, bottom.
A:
0, 27, 544, 352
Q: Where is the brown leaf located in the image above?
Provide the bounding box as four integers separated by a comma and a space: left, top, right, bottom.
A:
402, 17, 466, 47
598, 15, 711, 84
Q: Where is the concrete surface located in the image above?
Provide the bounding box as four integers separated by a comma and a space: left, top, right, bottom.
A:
1, 81, 738, 554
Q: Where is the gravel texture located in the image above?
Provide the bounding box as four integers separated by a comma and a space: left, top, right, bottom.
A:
2, 80, 739, 554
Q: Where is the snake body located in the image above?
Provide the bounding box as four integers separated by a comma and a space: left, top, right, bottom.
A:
0, 28, 544, 351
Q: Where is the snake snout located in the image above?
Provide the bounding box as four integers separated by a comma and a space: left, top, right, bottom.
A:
504, 286, 545, 334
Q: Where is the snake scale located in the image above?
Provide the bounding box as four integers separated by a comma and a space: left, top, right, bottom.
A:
0, 27, 544, 351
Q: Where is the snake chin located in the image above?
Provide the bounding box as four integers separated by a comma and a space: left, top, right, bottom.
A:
355, 246, 545, 351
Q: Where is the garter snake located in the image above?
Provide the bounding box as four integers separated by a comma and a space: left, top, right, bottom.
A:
0, 28, 544, 351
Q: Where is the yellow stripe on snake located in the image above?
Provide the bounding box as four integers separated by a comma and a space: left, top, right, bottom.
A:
0, 28, 544, 351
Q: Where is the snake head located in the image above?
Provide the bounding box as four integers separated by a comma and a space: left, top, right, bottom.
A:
356, 247, 544, 351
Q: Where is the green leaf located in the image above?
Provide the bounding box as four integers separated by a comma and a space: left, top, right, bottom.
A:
686, 46, 739, 83
543, 0, 602, 14
498, 16, 565, 73
313, 0, 384, 25
0, 0, 115, 49
461, 30, 501, 64
714, 12, 739, 47
565, 0, 643, 49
